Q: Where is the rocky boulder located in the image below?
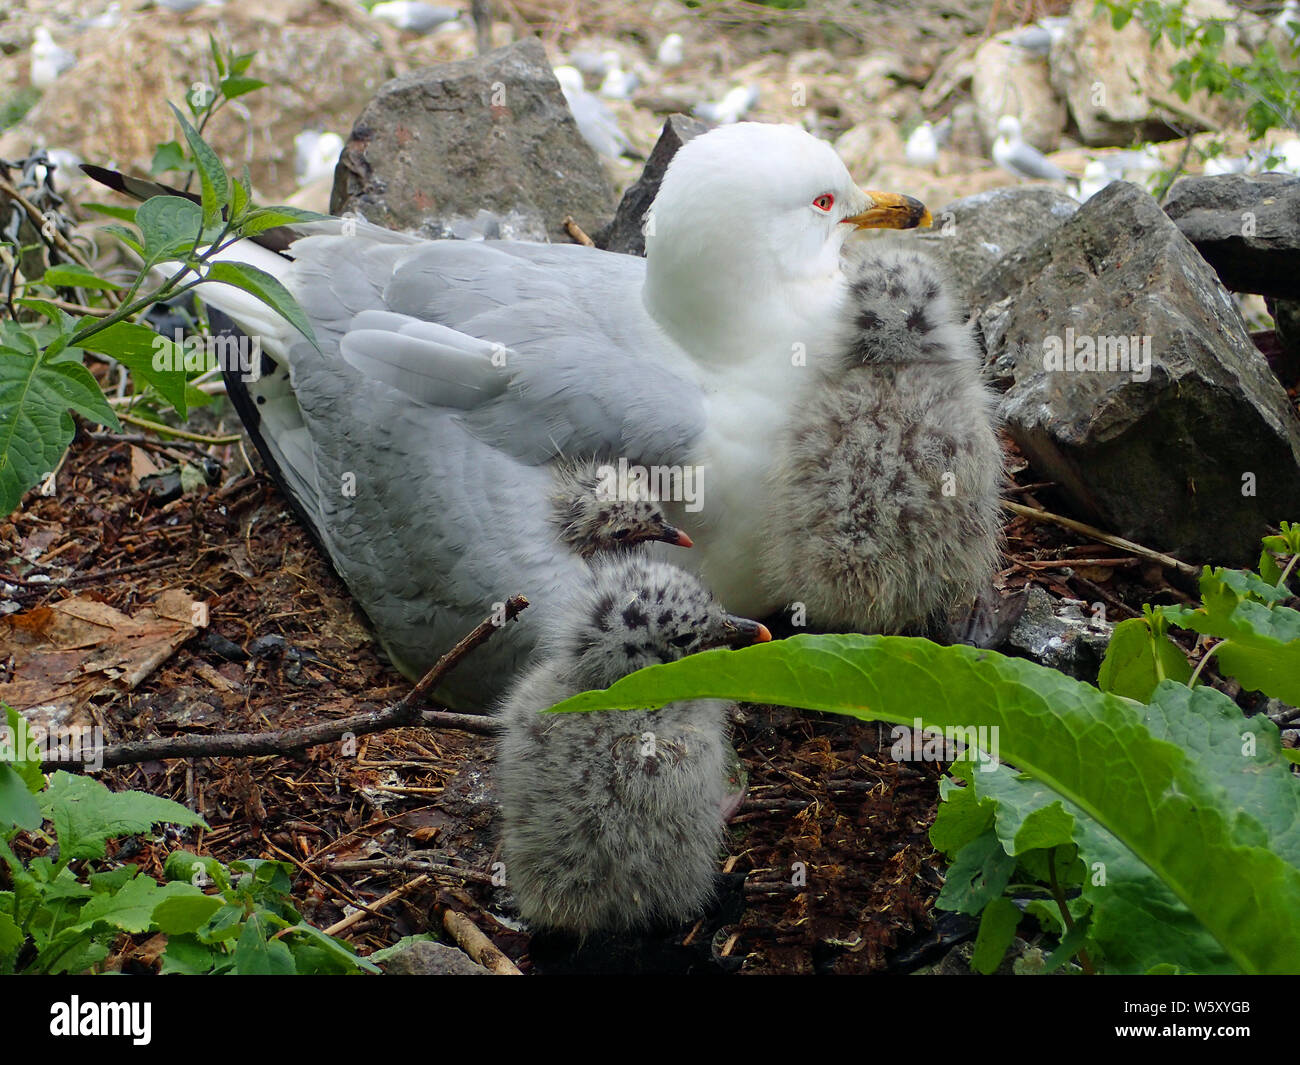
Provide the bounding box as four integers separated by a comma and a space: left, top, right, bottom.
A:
977, 180, 1300, 566
914, 186, 1077, 312
331, 38, 616, 242
1163, 172, 1300, 301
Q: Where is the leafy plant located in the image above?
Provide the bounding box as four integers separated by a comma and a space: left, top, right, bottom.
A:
549, 526, 1300, 975
0, 40, 325, 518
0, 703, 376, 975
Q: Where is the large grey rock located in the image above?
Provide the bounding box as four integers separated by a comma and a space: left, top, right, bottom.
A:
1163, 173, 1300, 301
381, 941, 492, 975
978, 180, 1300, 566
594, 113, 709, 257
914, 186, 1077, 312
331, 38, 616, 243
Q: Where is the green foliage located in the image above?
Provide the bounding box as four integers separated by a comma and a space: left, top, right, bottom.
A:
0, 40, 327, 518
0, 704, 374, 975
1096, 0, 1300, 138
551, 527, 1300, 974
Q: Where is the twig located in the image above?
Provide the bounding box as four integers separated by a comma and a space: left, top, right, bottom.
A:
320, 857, 496, 885
40, 595, 529, 771
322, 875, 431, 937
1002, 500, 1198, 576
421, 710, 497, 735
562, 215, 594, 247
0, 174, 120, 307
440, 909, 522, 975
115, 411, 243, 445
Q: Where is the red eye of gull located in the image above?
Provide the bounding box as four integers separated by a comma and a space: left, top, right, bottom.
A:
813, 193, 835, 212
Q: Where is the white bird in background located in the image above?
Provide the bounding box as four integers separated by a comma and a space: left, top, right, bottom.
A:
694, 85, 760, 125
30, 27, 75, 90
293, 131, 344, 186
992, 114, 1074, 183
657, 32, 685, 69
1007, 15, 1070, 56
598, 57, 639, 100
368, 1, 459, 34
905, 121, 939, 167
553, 65, 635, 160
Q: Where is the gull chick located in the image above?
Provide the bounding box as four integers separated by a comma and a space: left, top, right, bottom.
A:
762, 248, 1004, 635
552, 457, 693, 557
496, 557, 770, 936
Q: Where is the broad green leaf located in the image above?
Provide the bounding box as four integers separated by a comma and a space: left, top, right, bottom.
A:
550, 633, 1300, 974
0, 346, 120, 515
233, 911, 295, 974
76, 321, 188, 415
40, 771, 206, 862
152, 891, 224, 935
39, 264, 123, 291
135, 194, 204, 261
160, 933, 224, 975
971, 896, 1021, 974
2, 703, 47, 797
0, 765, 41, 832
205, 260, 319, 348
935, 827, 1016, 914
168, 102, 229, 226
1097, 616, 1192, 702
284, 922, 380, 974
73, 876, 198, 934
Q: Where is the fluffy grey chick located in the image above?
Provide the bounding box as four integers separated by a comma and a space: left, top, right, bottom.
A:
496, 556, 770, 937
552, 457, 693, 557
761, 247, 1004, 635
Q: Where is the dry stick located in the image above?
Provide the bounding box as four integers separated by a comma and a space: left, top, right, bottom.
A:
41, 595, 530, 771
320, 857, 496, 885
1002, 500, 1198, 577
322, 875, 431, 937
563, 215, 595, 247
115, 411, 243, 446
0, 175, 119, 306
441, 909, 522, 975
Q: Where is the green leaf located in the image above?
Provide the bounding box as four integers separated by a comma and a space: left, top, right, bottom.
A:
208, 33, 227, 79
135, 194, 204, 261
76, 321, 189, 416
971, 896, 1021, 974
218, 75, 267, 102
39, 264, 123, 291
550, 633, 1300, 974
1097, 616, 1192, 702
936, 828, 1017, 915
152, 891, 224, 935
168, 102, 229, 227
149, 140, 192, 177
83, 202, 138, 223
0, 764, 42, 832
40, 772, 206, 862
236, 205, 330, 237
160, 933, 224, 975
229, 50, 257, 76
205, 260, 319, 348
283, 922, 380, 974
0, 344, 121, 515
73, 876, 198, 934
1, 702, 47, 797
233, 911, 295, 974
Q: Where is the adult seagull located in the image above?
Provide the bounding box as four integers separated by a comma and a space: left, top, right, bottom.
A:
109, 122, 931, 709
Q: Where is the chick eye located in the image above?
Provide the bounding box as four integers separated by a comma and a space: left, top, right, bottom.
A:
813, 193, 835, 212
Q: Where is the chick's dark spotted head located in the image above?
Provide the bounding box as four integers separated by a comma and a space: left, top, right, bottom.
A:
553, 459, 693, 557
564, 557, 770, 689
